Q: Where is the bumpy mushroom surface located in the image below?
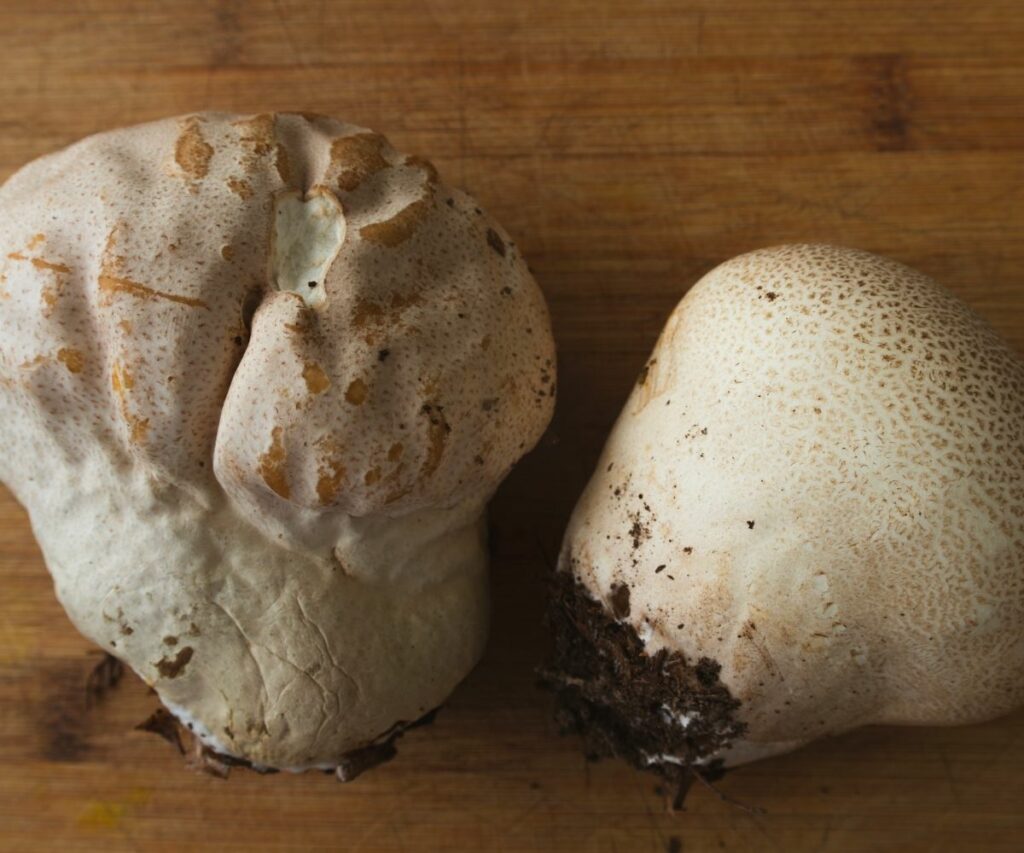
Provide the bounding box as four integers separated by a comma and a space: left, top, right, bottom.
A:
0, 112, 555, 771
550, 244, 1024, 777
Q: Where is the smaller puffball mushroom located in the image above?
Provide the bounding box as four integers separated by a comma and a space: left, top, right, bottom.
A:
547, 244, 1024, 783
0, 113, 555, 776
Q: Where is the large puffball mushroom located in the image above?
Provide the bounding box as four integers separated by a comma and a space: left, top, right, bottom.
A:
0, 113, 555, 775
548, 244, 1024, 782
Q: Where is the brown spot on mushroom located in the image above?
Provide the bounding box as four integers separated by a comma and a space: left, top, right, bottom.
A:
155, 646, 193, 679
404, 154, 439, 185
419, 403, 450, 482
345, 378, 368, 405
234, 114, 274, 147
98, 248, 209, 310
351, 299, 385, 329
99, 274, 208, 310
111, 361, 150, 444
258, 426, 290, 499
56, 348, 85, 374
486, 228, 506, 257
637, 359, 657, 387
174, 117, 213, 183
226, 176, 253, 199
99, 224, 126, 274
360, 198, 431, 247
737, 621, 781, 679
232, 113, 276, 171
7, 251, 71, 311
127, 417, 150, 445
221, 244, 236, 261
364, 467, 381, 486
481, 335, 491, 351
316, 457, 346, 505
29, 257, 71, 275
351, 291, 422, 344
163, 635, 178, 646
27, 233, 45, 249
388, 442, 404, 462
332, 133, 389, 191
274, 143, 292, 184
302, 362, 331, 395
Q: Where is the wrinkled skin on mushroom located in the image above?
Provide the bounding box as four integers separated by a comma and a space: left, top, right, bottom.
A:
554, 245, 1024, 773
0, 113, 555, 770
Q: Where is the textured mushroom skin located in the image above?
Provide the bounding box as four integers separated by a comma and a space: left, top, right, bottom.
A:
0, 113, 555, 769
561, 244, 1024, 767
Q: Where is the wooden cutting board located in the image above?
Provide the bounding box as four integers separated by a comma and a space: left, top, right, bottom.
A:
2, 1, 1023, 850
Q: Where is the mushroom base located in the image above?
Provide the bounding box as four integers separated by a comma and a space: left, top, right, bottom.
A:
138, 703, 440, 782
542, 569, 746, 787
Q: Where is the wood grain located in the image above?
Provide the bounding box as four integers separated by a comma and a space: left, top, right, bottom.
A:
2, 1, 1024, 850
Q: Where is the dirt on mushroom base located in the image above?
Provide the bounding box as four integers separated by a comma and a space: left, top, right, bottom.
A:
540, 568, 746, 804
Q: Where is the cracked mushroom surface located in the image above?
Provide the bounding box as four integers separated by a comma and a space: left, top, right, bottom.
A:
550, 244, 1024, 775
0, 112, 555, 771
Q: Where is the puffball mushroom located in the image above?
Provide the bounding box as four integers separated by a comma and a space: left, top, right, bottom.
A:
548, 244, 1024, 782
0, 112, 555, 774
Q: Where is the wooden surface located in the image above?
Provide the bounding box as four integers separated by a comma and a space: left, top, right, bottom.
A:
2, 1, 1024, 850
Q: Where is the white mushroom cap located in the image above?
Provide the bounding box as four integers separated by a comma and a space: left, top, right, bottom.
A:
0, 113, 555, 769
560, 244, 1024, 767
